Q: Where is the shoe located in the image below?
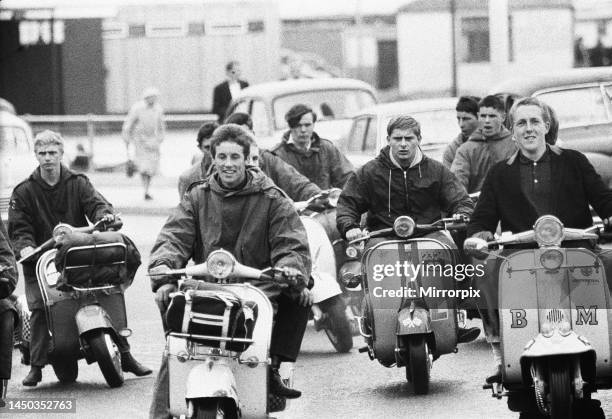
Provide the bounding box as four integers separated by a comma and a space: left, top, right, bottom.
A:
269, 367, 301, 399
121, 353, 152, 376
486, 364, 502, 384
457, 326, 481, 343
0, 378, 6, 407
144, 193, 153, 201
22, 366, 42, 386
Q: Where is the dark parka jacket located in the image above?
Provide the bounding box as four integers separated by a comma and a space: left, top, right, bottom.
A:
271, 132, 354, 190
336, 146, 474, 238
150, 168, 311, 293
178, 150, 321, 201
0, 218, 17, 316
8, 166, 113, 308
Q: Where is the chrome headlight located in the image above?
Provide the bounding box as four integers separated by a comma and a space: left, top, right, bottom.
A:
206, 250, 235, 279
533, 216, 564, 247
393, 216, 415, 238
540, 249, 564, 270
44, 260, 60, 287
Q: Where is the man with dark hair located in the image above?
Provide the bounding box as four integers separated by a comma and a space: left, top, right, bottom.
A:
336, 115, 479, 343
271, 104, 353, 189
178, 122, 219, 198
224, 112, 253, 130
149, 124, 312, 417
467, 97, 612, 384
442, 96, 480, 168
9, 130, 151, 386
451, 95, 516, 193
212, 61, 249, 122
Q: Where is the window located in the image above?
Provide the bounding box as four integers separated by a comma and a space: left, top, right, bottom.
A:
459, 16, 513, 63
19, 20, 64, 46
347, 117, 368, 152
128, 24, 146, 38
188, 22, 205, 36
536, 86, 609, 127
251, 100, 270, 136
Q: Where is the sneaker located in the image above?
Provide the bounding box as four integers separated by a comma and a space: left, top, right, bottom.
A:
268, 367, 301, 399
457, 326, 481, 343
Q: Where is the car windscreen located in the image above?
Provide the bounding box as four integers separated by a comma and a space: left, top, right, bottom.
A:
382, 109, 457, 147
535, 86, 610, 127
273, 89, 376, 131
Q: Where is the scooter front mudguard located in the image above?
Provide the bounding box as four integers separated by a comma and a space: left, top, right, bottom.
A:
185, 359, 239, 403
76, 304, 115, 336
397, 307, 431, 335
522, 331, 595, 359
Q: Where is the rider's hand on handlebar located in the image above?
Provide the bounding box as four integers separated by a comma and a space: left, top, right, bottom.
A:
20, 246, 35, 259
452, 213, 470, 223
155, 283, 177, 310
101, 213, 118, 224
472, 231, 494, 242
298, 288, 313, 307
346, 228, 367, 242
278, 266, 302, 286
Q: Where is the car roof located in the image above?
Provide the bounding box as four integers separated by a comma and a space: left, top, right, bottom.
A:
491, 67, 612, 96
355, 97, 459, 117
234, 77, 377, 100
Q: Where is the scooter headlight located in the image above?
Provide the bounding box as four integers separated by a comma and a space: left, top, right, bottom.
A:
540, 249, 564, 271
541, 322, 554, 338
339, 261, 362, 288
534, 216, 564, 247
558, 320, 572, 337
206, 250, 235, 279
52, 223, 74, 243
346, 245, 359, 259
393, 216, 415, 238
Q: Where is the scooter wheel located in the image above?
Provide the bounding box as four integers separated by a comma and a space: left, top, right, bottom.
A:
405, 336, 431, 395
320, 295, 353, 353
88, 331, 124, 388
52, 358, 78, 383
548, 358, 572, 419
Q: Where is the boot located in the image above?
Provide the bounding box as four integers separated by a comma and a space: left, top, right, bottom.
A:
457, 327, 481, 344
268, 366, 301, 399
22, 366, 42, 386
121, 352, 152, 376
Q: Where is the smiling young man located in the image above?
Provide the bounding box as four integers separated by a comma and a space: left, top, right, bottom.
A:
467, 97, 612, 385
148, 124, 313, 418
451, 95, 516, 193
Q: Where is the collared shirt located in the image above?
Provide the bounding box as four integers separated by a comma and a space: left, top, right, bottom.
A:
519, 149, 552, 215
228, 80, 241, 99
287, 135, 312, 151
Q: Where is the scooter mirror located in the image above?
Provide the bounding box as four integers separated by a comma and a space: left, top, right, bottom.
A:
463, 237, 490, 259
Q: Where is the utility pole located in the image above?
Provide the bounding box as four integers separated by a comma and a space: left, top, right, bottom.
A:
489, 0, 510, 84
450, 0, 457, 96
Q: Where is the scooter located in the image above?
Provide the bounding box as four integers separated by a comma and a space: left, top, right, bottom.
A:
340, 215, 470, 394
295, 189, 353, 353
159, 249, 298, 418
18, 217, 134, 388
464, 215, 612, 418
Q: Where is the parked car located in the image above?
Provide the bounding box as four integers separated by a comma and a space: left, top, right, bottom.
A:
0, 104, 36, 221
342, 97, 459, 168
226, 78, 378, 150
491, 67, 612, 187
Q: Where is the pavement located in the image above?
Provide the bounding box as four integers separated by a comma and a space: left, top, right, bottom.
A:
86, 170, 180, 216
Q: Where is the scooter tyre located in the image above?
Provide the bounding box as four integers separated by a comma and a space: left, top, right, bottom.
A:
405, 336, 430, 395
52, 358, 78, 383
549, 358, 572, 419
195, 398, 238, 419
321, 295, 353, 353
88, 331, 124, 388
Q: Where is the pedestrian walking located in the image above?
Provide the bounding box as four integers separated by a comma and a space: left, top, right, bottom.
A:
122, 87, 166, 200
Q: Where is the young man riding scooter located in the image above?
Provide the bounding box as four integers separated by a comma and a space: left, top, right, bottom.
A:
148, 124, 313, 419
0, 218, 17, 406
336, 115, 481, 344
8, 130, 152, 386
467, 96, 612, 385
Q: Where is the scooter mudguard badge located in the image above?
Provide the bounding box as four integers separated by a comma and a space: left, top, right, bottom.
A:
185, 359, 238, 403
397, 307, 431, 335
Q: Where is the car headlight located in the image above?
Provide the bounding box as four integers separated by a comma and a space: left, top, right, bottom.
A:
393, 216, 415, 238
533, 215, 564, 247
540, 249, 564, 270
206, 250, 235, 279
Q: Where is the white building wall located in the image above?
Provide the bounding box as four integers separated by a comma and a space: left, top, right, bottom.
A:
398, 8, 574, 97
397, 12, 453, 96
